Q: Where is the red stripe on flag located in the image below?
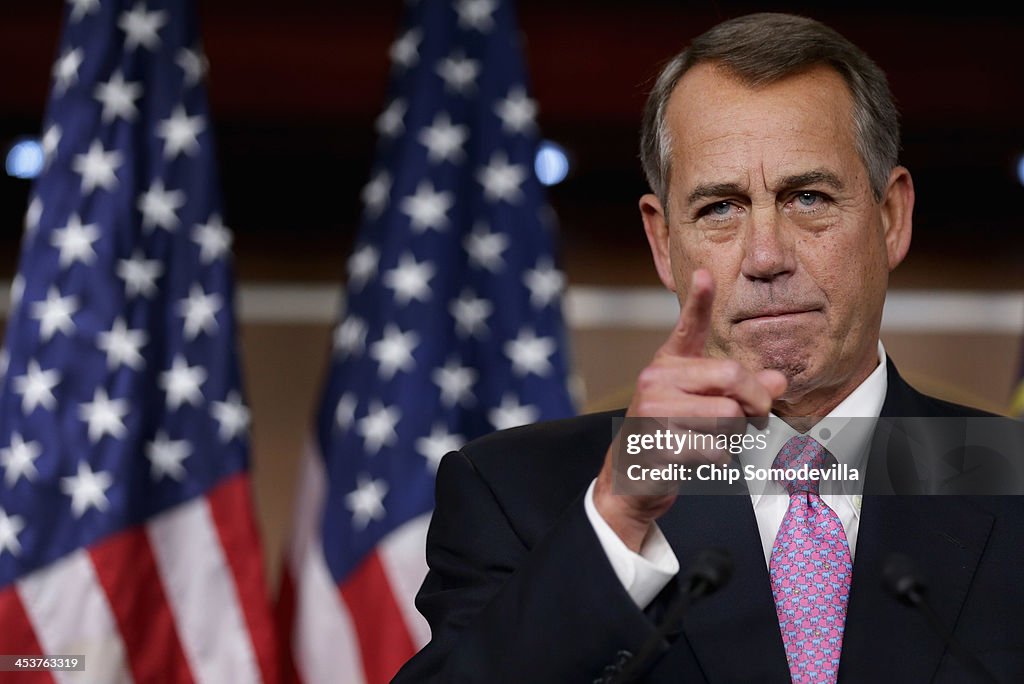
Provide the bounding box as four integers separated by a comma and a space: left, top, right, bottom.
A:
207, 474, 280, 684
339, 550, 416, 684
89, 526, 194, 684
275, 565, 301, 684
0, 586, 55, 684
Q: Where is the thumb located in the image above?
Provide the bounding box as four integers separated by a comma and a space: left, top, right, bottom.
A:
755, 369, 789, 399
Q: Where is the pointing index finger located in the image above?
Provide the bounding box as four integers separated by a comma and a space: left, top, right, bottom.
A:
662, 269, 714, 358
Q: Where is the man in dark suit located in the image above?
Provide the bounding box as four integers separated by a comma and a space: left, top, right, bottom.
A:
394, 13, 1024, 683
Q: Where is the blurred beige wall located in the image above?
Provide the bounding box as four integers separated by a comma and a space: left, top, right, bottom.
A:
243, 314, 1022, 590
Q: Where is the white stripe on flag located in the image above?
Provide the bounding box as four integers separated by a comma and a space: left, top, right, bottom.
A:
17, 549, 133, 684
289, 445, 366, 684
147, 498, 260, 684
378, 513, 432, 649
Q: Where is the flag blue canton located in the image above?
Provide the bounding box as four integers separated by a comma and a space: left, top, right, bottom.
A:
0, 0, 250, 588
316, 0, 576, 583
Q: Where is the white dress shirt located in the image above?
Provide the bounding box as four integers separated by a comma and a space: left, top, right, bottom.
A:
585, 342, 888, 607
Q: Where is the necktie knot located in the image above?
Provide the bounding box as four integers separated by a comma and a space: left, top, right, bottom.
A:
772, 434, 830, 495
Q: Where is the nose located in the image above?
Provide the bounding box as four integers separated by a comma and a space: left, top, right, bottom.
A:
739, 207, 796, 282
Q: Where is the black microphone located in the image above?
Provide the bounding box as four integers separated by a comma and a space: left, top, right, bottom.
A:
610, 548, 734, 684
882, 552, 999, 684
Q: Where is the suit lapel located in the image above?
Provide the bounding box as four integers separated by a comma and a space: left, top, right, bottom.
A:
838, 495, 993, 681
654, 495, 792, 682
838, 362, 996, 681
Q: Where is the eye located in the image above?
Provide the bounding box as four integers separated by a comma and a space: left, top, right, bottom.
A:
699, 201, 739, 220
789, 191, 829, 213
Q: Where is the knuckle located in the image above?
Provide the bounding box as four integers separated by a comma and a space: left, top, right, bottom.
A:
636, 366, 660, 389
718, 360, 744, 386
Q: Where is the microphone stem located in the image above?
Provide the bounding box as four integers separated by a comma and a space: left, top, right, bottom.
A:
609, 579, 703, 684
916, 597, 999, 684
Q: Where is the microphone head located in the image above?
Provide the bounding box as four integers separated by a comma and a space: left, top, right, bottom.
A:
882, 552, 926, 606
686, 547, 734, 597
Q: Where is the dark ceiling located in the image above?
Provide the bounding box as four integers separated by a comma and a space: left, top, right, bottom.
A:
1, 2, 1022, 287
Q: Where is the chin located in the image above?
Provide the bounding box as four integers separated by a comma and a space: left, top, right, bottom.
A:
731, 331, 816, 378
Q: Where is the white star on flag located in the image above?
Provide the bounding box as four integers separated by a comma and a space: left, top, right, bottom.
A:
400, 181, 453, 232
432, 359, 478, 408
489, 394, 540, 431
345, 474, 389, 530
9, 276, 23, 312
42, 125, 62, 167
390, 27, 422, 69
211, 392, 250, 442
72, 140, 122, 194
50, 213, 100, 268
94, 70, 142, 123
369, 325, 419, 380
159, 355, 207, 410
79, 388, 129, 443
118, 1, 168, 51
418, 112, 469, 164
450, 289, 493, 339
494, 86, 537, 134
416, 424, 465, 471
436, 51, 481, 95
464, 222, 508, 272
138, 179, 186, 232
68, 0, 101, 22
505, 328, 557, 377
24, 198, 42, 238
477, 151, 527, 204
30, 286, 79, 342
376, 98, 407, 139
347, 244, 380, 291
1, 433, 42, 487
147, 431, 192, 481
356, 402, 401, 454
117, 250, 164, 299
12, 361, 60, 414
177, 284, 222, 340
52, 47, 83, 95
0, 509, 25, 557
333, 316, 368, 358
156, 104, 205, 159
382, 252, 435, 305
176, 45, 208, 87
334, 393, 358, 431
524, 257, 566, 308
96, 317, 148, 371
60, 462, 113, 517
455, 0, 498, 32
192, 214, 233, 264
361, 171, 392, 220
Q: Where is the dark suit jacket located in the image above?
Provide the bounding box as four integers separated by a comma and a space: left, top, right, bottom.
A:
393, 361, 1024, 682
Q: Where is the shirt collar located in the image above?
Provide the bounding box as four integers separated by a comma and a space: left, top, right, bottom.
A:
743, 341, 888, 503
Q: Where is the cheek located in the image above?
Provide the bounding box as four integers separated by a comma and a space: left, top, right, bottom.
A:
804, 230, 887, 325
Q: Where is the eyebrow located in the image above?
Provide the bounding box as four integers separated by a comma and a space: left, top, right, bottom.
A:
685, 169, 845, 207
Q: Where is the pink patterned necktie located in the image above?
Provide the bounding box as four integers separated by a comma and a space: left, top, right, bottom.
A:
769, 435, 852, 684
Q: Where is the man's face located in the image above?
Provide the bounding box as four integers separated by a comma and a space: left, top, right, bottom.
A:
641, 62, 913, 412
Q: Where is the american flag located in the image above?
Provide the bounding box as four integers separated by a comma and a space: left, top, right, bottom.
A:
277, 0, 576, 682
0, 1, 277, 681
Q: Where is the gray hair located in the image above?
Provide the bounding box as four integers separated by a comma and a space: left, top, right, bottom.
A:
639, 13, 901, 207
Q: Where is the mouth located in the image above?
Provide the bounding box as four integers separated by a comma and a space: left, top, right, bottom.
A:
732, 308, 822, 324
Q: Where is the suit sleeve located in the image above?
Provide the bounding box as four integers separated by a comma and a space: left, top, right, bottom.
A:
392, 449, 674, 683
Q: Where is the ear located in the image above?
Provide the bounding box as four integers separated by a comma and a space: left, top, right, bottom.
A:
639, 193, 677, 292
880, 166, 914, 270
